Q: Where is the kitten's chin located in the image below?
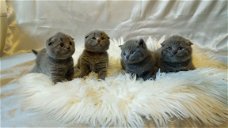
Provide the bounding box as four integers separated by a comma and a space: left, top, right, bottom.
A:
165, 56, 191, 63
85, 48, 107, 53
126, 59, 141, 64
49, 52, 73, 60
51, 56, 71, 60
176, 53, 189, 57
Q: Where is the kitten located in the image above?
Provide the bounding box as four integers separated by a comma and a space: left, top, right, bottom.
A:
31, 32, 75, 83
74, 30, 110, 80
157, 35, 195, 72
120, 39, 158, 80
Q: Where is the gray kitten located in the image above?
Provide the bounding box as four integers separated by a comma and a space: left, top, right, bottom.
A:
31, 32, 75, 83
74, 30, 110, 80
120, 39, 158, 80
157, 35, 195, 72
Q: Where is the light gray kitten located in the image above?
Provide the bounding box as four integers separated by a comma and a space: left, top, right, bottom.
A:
157, 35, 195, 72
31, 32, 75, 83
120, 39, 158, 80
74, 30, 110, 80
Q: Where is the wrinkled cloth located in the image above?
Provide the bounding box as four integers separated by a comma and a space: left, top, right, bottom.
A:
3, 1, 228, 64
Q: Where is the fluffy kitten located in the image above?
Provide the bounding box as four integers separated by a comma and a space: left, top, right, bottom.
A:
74, 30, 110, 80
157, 35, 195, 72
31, 32, 75, 83
120, 39, 158, 80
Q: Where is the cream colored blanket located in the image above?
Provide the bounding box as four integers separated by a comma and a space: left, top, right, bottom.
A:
1, 38, 227, 127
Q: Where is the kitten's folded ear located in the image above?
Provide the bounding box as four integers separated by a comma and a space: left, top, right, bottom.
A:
138, 39, 147, 48
85, 32, 90, 39
187, 41, 193, 46
69, 36, 74, 40
46, 37, 54, 46
161, 41, 165, 47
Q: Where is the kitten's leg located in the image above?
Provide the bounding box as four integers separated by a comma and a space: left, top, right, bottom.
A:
120, 59, 125, 70
73, 57, 81, 78
51, 69, 67, 84
143, 73, 156, 80
142, 67, 158, 80
66, 59, 74, 80
66, 67, 74, 80
151, 66, 158, 80
190, 64, 195, 70
79, 63, 90, 78
98, 70, 107, 80
96, 62, 108, 80
73, 67, 81, 78
51, 74, 66, 84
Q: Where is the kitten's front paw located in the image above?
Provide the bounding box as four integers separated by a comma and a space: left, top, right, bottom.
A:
98, 76, 105, 80
73, 72, 81, 78
73, 70, 86, 78
98, 78, 105, 82
52, 78, 67, 85
98, 71, 106, 80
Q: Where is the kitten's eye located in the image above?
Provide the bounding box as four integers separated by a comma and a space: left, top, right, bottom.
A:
168, 47, 172, 50
123, 52, 126, 55
92, 37, 96, 40
69, 42, 72, 45
178, 47, 183, 50
101, 37, 105, 40
60, 38, 63, 42
60, 43, 64, 47
48, 42, 53, 46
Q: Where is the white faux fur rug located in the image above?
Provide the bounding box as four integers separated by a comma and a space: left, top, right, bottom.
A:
18, 37, 228, 127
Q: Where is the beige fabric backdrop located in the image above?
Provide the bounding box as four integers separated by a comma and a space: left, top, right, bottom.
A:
0, 0, 7, 56
2, 0, 228, 63
1, 1, 228, 127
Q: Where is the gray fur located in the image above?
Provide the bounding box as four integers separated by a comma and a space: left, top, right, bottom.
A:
31, 32, 75, 83
74, 30, 110, 80
157, 35, 195, 72
120, 39, 158, 80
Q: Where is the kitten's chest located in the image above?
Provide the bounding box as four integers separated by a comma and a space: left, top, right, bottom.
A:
160, 58, 193, 72
48, 58, 73, 72
82, 51, 108, 72
89, 55, 105, 63
125, 58, 154, 75
126, 64, 144, 74
84, 51, 108, 64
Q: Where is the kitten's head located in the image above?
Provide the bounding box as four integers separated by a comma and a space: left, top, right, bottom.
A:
161, 35, 193, 62
84, 30, 110, 52
46, 32, 75, 59
120, 39, 149, 64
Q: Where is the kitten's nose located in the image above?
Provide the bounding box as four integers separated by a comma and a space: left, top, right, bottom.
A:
97, 39, 101, 43
125, 55, 129, 60
65, 44, 70, 49
173, 50, 178, 55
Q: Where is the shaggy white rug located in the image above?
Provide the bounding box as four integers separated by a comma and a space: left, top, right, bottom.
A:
18, 37, 228, 127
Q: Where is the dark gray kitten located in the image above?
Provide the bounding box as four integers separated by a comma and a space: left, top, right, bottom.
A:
31, 32, 75, 83
157, 35, 195, 72
74, 30, 110, 80
120, 39, 158, 80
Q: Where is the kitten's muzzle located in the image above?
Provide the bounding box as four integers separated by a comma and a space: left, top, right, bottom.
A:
97, 39, 101, 43
124, 54, 129, 60
172, 50, 178, 55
